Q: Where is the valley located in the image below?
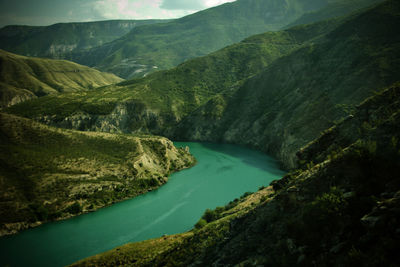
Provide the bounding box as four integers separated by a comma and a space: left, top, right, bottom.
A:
0, 0, 399, 266
0, 142, 284, 267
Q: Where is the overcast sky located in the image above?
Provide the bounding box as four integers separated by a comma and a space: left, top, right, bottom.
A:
0, 0, 236, 28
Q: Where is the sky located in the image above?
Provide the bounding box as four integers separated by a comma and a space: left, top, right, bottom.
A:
0, 0, 236, 28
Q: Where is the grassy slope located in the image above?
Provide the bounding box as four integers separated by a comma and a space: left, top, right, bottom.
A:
0, 49, 123, 108
0, 113, 195, 236
71, 83, 400, 266
75, 0, 345, 78
0, 19, 170, 59
285, 0, 382, 27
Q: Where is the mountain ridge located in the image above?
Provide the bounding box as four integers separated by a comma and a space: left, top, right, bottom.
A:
0, 19, 170, 59
47, 0, 379, 78
7, 0, 399, 169
0, 49, 123, 108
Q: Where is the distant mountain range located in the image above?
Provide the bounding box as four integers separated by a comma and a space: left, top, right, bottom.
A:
0, 19, 169, 59
0, 0, 382, 79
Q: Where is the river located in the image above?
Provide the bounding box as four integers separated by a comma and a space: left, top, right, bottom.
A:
0, 142, 285, 267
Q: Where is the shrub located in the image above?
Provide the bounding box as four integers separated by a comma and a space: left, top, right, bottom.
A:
202, 209, 218, 223
194, 219, 207, 229
66, 202, 82, 214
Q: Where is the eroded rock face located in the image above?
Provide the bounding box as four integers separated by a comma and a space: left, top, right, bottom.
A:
37, 101, 175, 134
4, 91, 37, 108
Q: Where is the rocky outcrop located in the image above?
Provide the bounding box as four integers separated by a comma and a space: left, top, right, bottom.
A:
0, 113, 195, 237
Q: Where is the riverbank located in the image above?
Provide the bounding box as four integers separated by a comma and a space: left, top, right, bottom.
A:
0, 142, 284, 267
0, 113, 195, 237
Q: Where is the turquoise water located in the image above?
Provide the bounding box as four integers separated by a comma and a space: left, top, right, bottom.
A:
0, 142, 285, 267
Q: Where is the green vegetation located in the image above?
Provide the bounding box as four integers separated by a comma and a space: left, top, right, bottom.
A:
7, 0, 399, 169
69, 0, 382, 78
1, 0, 399, 265
0, 19, 170, 60
0, 49, 123, 108
72, 83, 400, 267
0, 113, 195, 236
67, 1, 400, 264
71, 187, 274, 267
285, 0, 382, 28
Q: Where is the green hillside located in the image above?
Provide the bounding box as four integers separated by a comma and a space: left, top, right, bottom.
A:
71, 83, 400, 267
8, 0, 400, 170
0, 112, 194, 236
0, 20, 169, 59
174, 0, 400, 168
0, 49, 123, 108
285, 0, 381, 27
74, 0, 382, 78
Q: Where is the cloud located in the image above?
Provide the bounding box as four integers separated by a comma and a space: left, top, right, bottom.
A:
160, 0, 206, 10
90, 0, 189, 20
160, 0, 236, 11
0, 0, 237, 27
203, 0, 236, 8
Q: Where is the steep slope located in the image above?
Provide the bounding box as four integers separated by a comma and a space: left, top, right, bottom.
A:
7, 0, 400, 170
0, 20, 169, 59
6, 25, 310, 130
71, 84, 400, 267
0, 49, 123, 108
74, 0, 382, 78
0, 113, 195, 236
285, 0, 381, 27
172, 0, 400, 168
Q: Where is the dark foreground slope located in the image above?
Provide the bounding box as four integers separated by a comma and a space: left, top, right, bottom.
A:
72, 83, 400, 266
73, 0, 382, 78
8, 0, 400, 169
0, 49, 123, 108
0, 19, 169, 59
0, 113, 194, 236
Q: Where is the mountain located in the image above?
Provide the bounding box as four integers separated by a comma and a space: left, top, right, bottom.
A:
0, 112, 194, 236
0, 49, 123, 108
69, 0, 383, 78
7, 0, 400, 169
0, 20, 170, 59
285, 0, 382, 27
71, 83, 400, 266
